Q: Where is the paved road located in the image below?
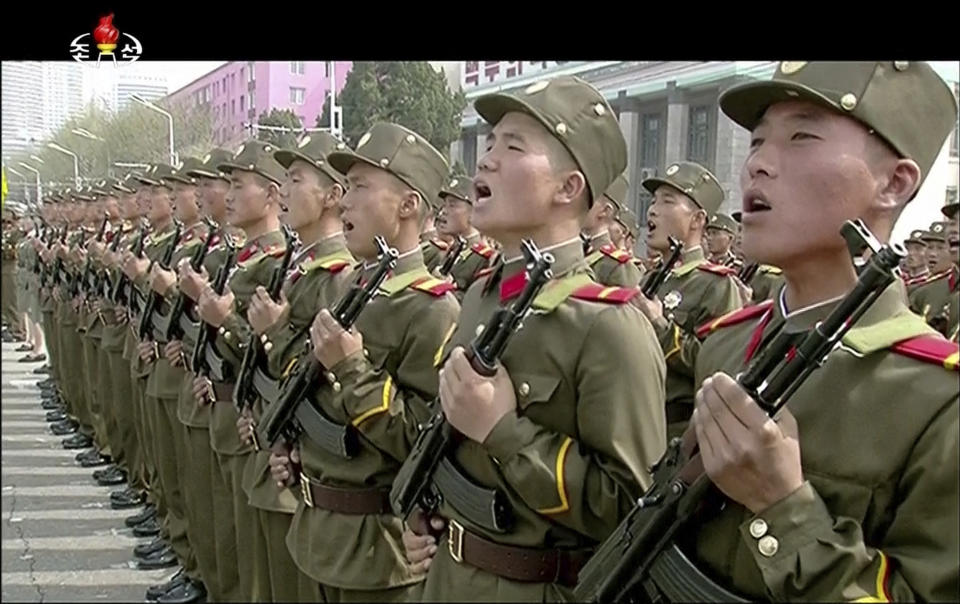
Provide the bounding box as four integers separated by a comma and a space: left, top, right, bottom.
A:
1, 342, 172, 602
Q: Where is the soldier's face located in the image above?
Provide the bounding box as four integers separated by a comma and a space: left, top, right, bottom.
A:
473, 112, 580, 243
136, 189, 151, 217
905, 242, 927, 270
148, 185, 174, 225
437, 197, 472, 237
226, 171, 272, 230
280, 161, 324, 231
172, 182, 199, 223
341, 163, 406, 259
198, 177, 229, 222
924, 240, 951, 273
740, 100, 902, 269
645, 185, 703, 253
705, 228, 733, 255
103, 196, 120, 221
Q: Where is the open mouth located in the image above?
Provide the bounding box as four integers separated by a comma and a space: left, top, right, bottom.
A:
646, 220, 657, 235
743, 191, 772, 214
474, 180, 491, 202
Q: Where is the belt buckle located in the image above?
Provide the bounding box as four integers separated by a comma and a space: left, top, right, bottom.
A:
448, 519, 465, 564
300, 472, 314, 508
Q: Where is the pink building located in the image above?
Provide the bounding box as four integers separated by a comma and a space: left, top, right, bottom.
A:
165, 61, 352, 146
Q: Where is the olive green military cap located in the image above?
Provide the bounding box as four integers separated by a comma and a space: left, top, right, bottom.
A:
274, 132, 349, 188
921, 222, 948, 243
642, 161, 725, 215
719, 61, 959, 187
113, 174, 139, 194
74, 186, 96, 202
905, 229, 928, 245
439, 174, 475, 205
218, 140, 286, 185
705, 212, 738, 235
602, 173, 629, 210
615, 204, 640, 239
92, 178, 122, 197
942, 201, 959, 219
188, 149, 233, 181
473, 76, 627, 206
328, 122, 450, 206
135, 164, 177, 187
164, 157, 204, 185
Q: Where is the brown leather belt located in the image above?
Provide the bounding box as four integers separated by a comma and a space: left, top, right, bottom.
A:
445, 520, 591, 587
299, 473, 391, 515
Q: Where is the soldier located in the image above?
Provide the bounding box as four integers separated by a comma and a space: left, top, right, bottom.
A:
678, 60, 959, 602
401, 76, 666, 602
436, 173, 498, 298
704, 213, 742, 269
420, 195, 449, 274
16, 213, 45, 361
632, 161, 744, 438
909, 221, 958, 338
188, 140, 289, 602
610, 203, 639, 253
260, 122, 459, 602
235, 133, 356, 602
1, 207, 24, 340
902, 228, 930, 286
582, 173, 644, 287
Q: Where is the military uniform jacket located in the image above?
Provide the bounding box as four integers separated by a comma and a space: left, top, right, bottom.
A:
420, 230, 449, 274
1, 228, 21, 268
689, 282, 959, 602
649, 246, 743, 422
100, 225, 140, 355
245, 233, 354, 514
908, 265, 959, 339
584, 231, 644, 288
432, 239, 666, 556
449, 232, 496, 300
710, 249, 743, 271
287, 247, 459, 590
748, 264, 785, 303
208, 230, 287, 456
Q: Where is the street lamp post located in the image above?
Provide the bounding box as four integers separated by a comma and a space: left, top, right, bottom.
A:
72, 128, 111, 178
17, 162, 42, 202
8, 167, 30, 203
46, 143, 80, 189
131, 94, 176, 165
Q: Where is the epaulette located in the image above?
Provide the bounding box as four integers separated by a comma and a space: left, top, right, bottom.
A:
410, 276, 457, 297
471, 242, 496, 259
890, 335, 959, 371
301, 252, 352, 274
759, 264, 782, 275
431, 238, 450, 251
474, 266, 497, 280
570, 282, 639, 304
904, 274, 928, 286
380, 268, 432, 297
697, 262, 738, 277
599, 244, 632, 264
696, 300, 774, 339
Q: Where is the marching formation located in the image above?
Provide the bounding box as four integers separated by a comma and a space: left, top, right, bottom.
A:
1, 60, 958, 604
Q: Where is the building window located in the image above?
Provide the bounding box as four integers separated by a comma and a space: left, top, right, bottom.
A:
291, 61, 305, 75
290, 87, 305, 105
324, 62, 330, 78
951, 83, 959, 158
640, 113, 662, 168
240, 95, 245, 111
687, 105, 712, 168
240, 67, 245, 82
248, 63, 255, 82
249, 93, 255, 111
232, 100, 236, 115
231, 73, 235, 89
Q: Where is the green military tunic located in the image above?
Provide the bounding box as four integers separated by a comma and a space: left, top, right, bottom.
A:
710, 249, 743, 271
647, 245, 743, 436
420, 231, 449, 274
687, 282, 959, 602
747, 264, 785, 303
286, 246, 459, 595
449, 232, 496, 300
584, 230, 643, 288
909, 266, 959, 338
420, 238, 666, 602
1, 227, 22, 328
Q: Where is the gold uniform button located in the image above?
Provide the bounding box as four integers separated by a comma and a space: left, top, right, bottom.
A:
518, 383, 530, 397
555, 122, 567, 136
263, 341, 273, 353
326, 371, 336, 384
332, 381, 342, 393
840, 93, 858, 111
260, 333, 268, 343
218, 326, 226, 335
363, 348, 370, 358
749, 519, 768, 539
224, 331, 232, 341
758, 535, 779, 557
379, 158, 390, 168
893, 61, 909, 71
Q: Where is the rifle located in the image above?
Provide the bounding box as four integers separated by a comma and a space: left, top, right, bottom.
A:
258, 236, 398, 449
573, 220, 906, 603
640, 236, 682, 300
97, 221, 125, 299
233, 224, 300, 412
189, 239, 239, 379
437, 235, 467, 277
389, 239, 555, 521
163, 217, 218, 341
79, 214, 109, 298
51, 227, 68, 287
137, 221, 184, 340
738, 262, 759, 286
110, 221, 148, 306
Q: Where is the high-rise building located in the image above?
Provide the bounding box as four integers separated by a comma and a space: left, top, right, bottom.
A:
2, 61, 84, 162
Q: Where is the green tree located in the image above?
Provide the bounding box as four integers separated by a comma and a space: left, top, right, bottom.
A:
256, 108, 302, 149
318, 62, 466, 158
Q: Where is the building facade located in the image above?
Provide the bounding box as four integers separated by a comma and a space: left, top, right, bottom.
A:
2, 61, 85, 163
164, 61, 352, 147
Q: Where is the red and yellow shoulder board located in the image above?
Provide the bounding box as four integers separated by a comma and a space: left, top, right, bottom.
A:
696, 300, 774, 339
475, 266, 497, 280
570, 283, 639, 304
319, 259, 350, 273
904, 274, 928, 286
697, 262, 738, 277
891, 335, 959, 371
599, 244, 632, 264
471, 242, 496, 259
431, 238, 450, 251
262, 244, 287, 258
410, 276, 457, 297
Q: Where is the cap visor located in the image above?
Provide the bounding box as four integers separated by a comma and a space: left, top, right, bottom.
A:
327, 150, 380, 179
719, 80, 843, 131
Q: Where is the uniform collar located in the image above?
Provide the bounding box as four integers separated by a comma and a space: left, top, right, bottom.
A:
294, 231, 346, 265
587, 230, 612, 252
464, 231, 481, 247
362, 244, 424, 277
672, 245, 706, 277
496, 236, 586, 303
420, 229, 437, 242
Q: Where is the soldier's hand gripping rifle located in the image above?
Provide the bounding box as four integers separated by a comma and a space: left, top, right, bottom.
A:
51, 227, 68, 286
137, 221, 184, 340
258, 236, 398, 450
163, 218, 218, 341
573, 220, 906, 604
97, 220, 125, 299
233, 224, 300, 412
389, 239, 555, 521
437, 235, 467, 277
110, 221, 148, 306
79, 214, 109, 298
640, 236, 682, 300
189, 239, 239, 384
